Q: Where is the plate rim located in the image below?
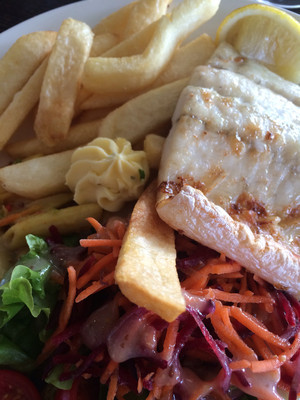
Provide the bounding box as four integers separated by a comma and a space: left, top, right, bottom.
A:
0, 0, 299, 58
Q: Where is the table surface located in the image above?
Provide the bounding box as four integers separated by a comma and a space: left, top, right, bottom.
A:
0, 0, 299, 33
0, 0, 83, 33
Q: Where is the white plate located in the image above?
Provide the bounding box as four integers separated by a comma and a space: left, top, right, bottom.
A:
0, 0, 299, 58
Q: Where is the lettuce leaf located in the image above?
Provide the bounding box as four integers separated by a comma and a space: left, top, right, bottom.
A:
0, 234, 59, 369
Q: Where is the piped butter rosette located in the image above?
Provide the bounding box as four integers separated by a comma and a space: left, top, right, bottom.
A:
66, 137, 149, 211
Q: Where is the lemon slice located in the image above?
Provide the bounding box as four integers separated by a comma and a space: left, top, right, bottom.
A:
216, 4, 300, 83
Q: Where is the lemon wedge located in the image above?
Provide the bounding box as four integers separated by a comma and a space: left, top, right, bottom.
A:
216, 4, 300, 83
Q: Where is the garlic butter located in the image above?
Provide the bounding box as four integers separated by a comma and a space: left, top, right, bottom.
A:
66, 137, 149, 212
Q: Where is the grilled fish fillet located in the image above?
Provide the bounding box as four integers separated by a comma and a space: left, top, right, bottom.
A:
207, 42, 300, 107
157, 61, 300, 298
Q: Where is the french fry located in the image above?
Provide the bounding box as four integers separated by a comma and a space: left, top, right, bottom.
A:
29, 192, 73, 211
81, 33, 215, 110
2, 203, 102, 250
34, 19, 94, 147
80, 0, 171, 108
82, 0, 220, 95
90, 33, 119, 57
92, 0, 171, 40
0, 150, 73, 199
74, 107, 114, 124
151, 33, 216, 87
115, 181, 185, 322
144, 134, 166, 169
5, 119, 103, 158
103, 21, 158, 58
98, 78, 188, 144
91, 0, 171, 56
0, 58, 48, 150
0, 31, 56, 114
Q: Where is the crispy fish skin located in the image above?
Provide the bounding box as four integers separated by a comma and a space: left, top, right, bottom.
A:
157, 185, 300, 299
115, 181, 186, 322
157, 66, 300, 298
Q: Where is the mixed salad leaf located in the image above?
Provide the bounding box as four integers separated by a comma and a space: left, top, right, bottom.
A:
0, 234, 59, 371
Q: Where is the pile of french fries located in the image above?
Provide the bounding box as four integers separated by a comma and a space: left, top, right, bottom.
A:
0, 0, 219, 253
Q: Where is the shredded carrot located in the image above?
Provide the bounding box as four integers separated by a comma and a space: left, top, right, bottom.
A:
107, 367, 119, 400
101, 360, 119, 385
116, 222, 126, 239
162, 319, 180, 361
136, 364, 143, 393
77, 252, 115, 289
145, 392, 155, 400
80, 238, 123, 247
229, 306, 289, 350
75, 271, 115, 303
249, 332, 300, 373
58, 266, 77, 332
251, 335, 274, 360
37, 266, 77, 364
182, 262, 241, 290
116, 385, 130, 399
86, 217, 104, 233
229, 359, 251, 370
210, 302, 257, 360
0, 204, 40, 227
191, 288, 274, 304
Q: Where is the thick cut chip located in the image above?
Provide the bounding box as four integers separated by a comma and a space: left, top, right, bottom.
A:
92, 0, 171, 38
2, 203, 102, 250
98, 78, 188, 144
90, 0, 171, 56
82, 0, 220, 94
5, 119, 103, 158
115, 181, 185, 322
0, 150, 73, 199
157, 65, 300, 299
34, 18, 94, 146
0, 31, 56, 114
81, 33, 215, 110
0, 58, 48, 149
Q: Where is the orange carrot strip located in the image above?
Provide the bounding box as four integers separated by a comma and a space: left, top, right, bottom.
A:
37, 266, 77, 364
116, 222, 126, 239
205, 288, 273, 304
182, 262, 241, 290
136, 365, 143, 393
80, 238, 123, 247
239, 272, 248, 294
218, 272, 244, 279
100, 360, 119, 385
258, 285, 274, 313
86, 217, 104, 233
250, 332, 300, 373
107, 367, 119, 400
229, 306, 289, 350
116, 386, 130, 398
0, 204, 40, 227
58, 266, 77, 332
77, 252, 115, 289
251, 335, 274, 360
229, 359, 251, 370
162, 319, 180, 361
76, 271, 115, 303
210, 302, 257, 359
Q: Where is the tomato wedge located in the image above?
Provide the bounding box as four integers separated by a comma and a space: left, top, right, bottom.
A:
0, 369, 41, 400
